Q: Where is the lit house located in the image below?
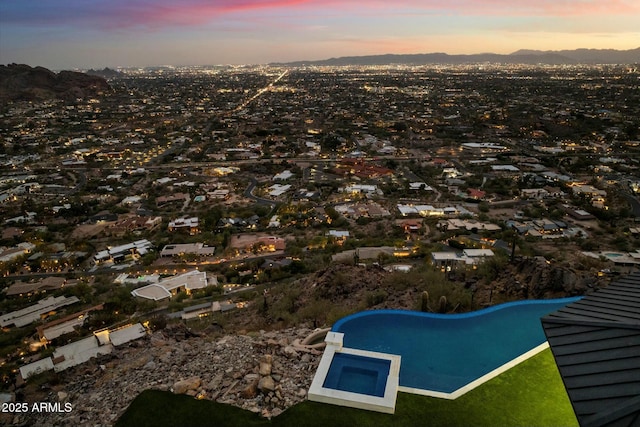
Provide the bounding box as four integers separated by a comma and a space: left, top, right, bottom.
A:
431, 249, 494, 271
168, 216, 199, 235
257, 236, 286, 252
340, 184, 381, 196
160, 242, 215, 258
93, 239, 153, 265
327, 230, 350, 244
131, 270, 216, 301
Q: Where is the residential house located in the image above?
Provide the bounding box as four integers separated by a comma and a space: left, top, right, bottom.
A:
37, 304, 104, 341
0, 296, 80, 328
327, 230, 350, 244
431, 249, 494, 270
131, 270, 215, 301
160, 242, 215, 258
93, 239, 153, 265
168, 216, 199, 235
6, 276, 71, 297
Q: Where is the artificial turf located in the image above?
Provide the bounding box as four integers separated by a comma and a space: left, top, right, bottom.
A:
115, 349, 578, 427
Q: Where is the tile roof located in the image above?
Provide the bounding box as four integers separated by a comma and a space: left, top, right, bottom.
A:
541, 271, 640, 427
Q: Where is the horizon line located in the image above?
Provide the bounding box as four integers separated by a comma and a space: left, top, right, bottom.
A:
4, 46, 639, 71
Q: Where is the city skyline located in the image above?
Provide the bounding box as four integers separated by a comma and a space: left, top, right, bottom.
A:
1, 0, 639, 69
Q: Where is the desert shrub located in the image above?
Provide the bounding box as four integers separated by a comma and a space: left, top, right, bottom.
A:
365, 290, 387, 307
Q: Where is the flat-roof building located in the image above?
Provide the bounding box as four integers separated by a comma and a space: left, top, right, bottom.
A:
0, 296, 80, 328
131, 270, 216, 301
160, 242, 215, 257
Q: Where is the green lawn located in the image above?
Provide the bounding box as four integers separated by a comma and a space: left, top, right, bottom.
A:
116, 349, 577, 427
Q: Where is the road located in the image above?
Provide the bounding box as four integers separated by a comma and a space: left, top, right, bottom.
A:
243, 177, 278, 207
231, 69, 288, 114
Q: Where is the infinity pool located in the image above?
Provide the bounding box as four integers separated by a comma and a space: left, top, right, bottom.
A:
332, 298, 580, 394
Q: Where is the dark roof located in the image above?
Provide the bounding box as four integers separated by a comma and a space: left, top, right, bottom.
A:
541, 271, 640, 427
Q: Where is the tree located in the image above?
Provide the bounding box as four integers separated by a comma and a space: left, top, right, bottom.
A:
148, 315, 167, 331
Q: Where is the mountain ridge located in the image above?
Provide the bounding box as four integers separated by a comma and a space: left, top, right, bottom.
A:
0, 63, 110, 102
275, 48, 640, 67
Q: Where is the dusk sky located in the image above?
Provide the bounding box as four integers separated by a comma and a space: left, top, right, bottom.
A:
1, 0, 639, 69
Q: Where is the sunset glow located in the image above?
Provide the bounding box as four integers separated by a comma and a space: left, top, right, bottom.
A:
1, 0, 638, 68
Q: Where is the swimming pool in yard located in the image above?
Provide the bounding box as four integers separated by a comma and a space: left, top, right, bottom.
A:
331, 297, 580, 396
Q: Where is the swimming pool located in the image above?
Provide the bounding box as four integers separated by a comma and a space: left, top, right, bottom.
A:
332, 298, 580, 395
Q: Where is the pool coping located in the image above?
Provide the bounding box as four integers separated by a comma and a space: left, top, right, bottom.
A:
332, 297, 583, 330
308, 332, 401, 414
397, 341, 550, 399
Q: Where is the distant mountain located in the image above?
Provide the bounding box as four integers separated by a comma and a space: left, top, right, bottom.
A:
278, 48, 640, 67
0, 64, 110, 102
510, 48, 640, 64
86, 67, 125, 79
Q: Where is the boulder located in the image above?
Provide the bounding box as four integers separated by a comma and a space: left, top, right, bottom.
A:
258, 354, 273, 377
258, 376, 276, 393
244, 373, 259, 382
240, 379, 259, 399
172, 377, 201, 394
282, 346, 299, 359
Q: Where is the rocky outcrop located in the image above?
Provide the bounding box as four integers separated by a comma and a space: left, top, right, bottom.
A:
0, 64, 110, 102
15, 325, 321, 426
524, 258, 602, 295
492, 257, 608, 301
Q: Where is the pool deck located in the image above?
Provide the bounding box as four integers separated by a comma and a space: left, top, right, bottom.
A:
308, 332, 401, 414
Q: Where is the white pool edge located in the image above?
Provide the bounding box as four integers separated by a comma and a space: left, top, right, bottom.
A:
308, 332, 401, 414
397, 342, 551, 399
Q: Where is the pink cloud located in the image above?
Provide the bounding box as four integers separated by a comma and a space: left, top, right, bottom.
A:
3, 0, 637, 30
356, 0, 639, 17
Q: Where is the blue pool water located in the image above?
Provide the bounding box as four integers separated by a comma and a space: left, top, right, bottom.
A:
323, 352, 391, 397
332, 298, 579, 393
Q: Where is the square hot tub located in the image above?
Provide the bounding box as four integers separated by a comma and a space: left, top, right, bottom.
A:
323, 352, 391, 397
308, 332, 401, 414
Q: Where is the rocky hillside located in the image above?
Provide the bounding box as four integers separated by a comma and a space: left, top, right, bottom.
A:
227, 259, 612, 332
9, 325, 322, 426
9, 259, 614, 425
0, 64, 110, 102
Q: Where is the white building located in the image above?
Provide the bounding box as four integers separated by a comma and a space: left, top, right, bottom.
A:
268, 184, 291, 197
273, 170, 294, 181
160, 242, 215, 257
93, 239, 153, 265
168, 216, 199, 234
431, 249, 495, 270
340, 184, 380, 196
131, 270, 216, 301
0, 296, 80, 328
